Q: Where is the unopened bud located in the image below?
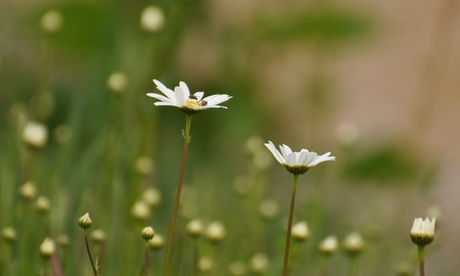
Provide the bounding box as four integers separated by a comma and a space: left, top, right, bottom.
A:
142, 226, 155, 241
205, 221, 226, 243
22, 121, 48, 149
19, 181, 37, 200
186, 219, 203, 238
40, 10, 63, 34
250, 253, 269, 274
140, 6, 165, 33
131, 200, 150, 221
78, 213, 93, 229
291, 221, 310, 242
35, 196, 51, 214
90, 229, 106, 243
2, 227, 17, 242
39, 238, 56, 258
319, 235, 338, 254
148, 234, 164, 250
142, 187, 161, 207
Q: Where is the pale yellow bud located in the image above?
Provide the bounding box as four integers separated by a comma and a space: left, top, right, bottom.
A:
90, 229, 106, 243
205, 221, 226, 243
258, 199, 279, 219
22, 121, 48, 149
142, 226, 155, 241
35, 196, 51, 213
197, 256, 214, 272
40, 10, 63, 34
319, 235, 338, 254
135, 156, 155, 175
131, 200, 150, 221
142, 187, 161, 207
39, 238, 56, 258
343, 232, 364, 254
229, 261, 247, 276
148, 234, 164, 250
140, 6, 165, 33
19, 181, 37, 200
2, 227, 17, 242
78, 213, 93, 229
56, 234, 70, 247
250, 253, 269, 274
291, 221, 310, 241
186, 219, 203, 238
245, 136, 264, 154
107, 72, 128, 93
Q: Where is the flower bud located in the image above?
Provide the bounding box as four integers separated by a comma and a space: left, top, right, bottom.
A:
148, 234, 164, 250
78, 213, 93, 229
319, 235, 338, 255
291, 221, 310, 242
39, 238, 56, 258
229, 261, 247, 276
90, 229, 106, 243
142, 226, 155, 241
40, 10, 63, 34
35, 196, 51, 214
140, 6, 165, 33
186, 219, 203, 238
343, 232, 364, 254
56, 234, 70, 247
2, 227, 17, 242
197, 256, 214, 272
410, 217, 435, 246
205, 221, 226, 243
250, 253, 269, 274
19, 181, 37, 201
258, 199, 279, 219
22, 121, 48, 149
135, 156, 155, 175
107, 72, 128, 93
131, 200, 150, 221
142, 187, 161, 207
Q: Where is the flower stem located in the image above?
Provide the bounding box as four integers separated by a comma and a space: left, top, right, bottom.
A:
164, 115, 192, 276
282, 174, 299, 276
320, 255, 330, 276
418, 245, 425, 276
347, 256, 357, 276
144, 244, 149, 276
84, 230, 98, 276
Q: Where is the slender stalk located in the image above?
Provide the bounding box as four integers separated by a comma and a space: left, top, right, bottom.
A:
84, 230, 98, 276
417, 245, 425, 276
320, 255, 329, 276
165, 115, 193, 276
282, 174, 299, 276
347, 256, 357, 276
144, 244, 149, 276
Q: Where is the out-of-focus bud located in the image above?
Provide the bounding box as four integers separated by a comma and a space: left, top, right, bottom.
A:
229, 261, 247, 276
204, 221, 226, 243
186, 219, 203, 238
249, 253, 269, 274
56, 234, 70, 247
90, 229, 106, 243
245, 136, 264, 154
39, 238, 56, 258
291, 221, 310, 242
252, 150, 273, 170
197, 256, 214, 272
258, 199, 279, 219
335, 122, 359, 148
31, 91, 56, 121
2, 227, 17, 243
234, 176, 252, 196
78, 213, 93, 229
131, 200, 150, 221
22, 121, 48, 149
142, 187, 161, 207
319, 235, 338, 255
35, 196, 51, 214
343, 232, 365, 254
40, 10, 63, 34
140, 6, 165, 33
107, 72, 128, 93
135, 156, 155, 176
148, 234, 164, 250
54, 124, 72, 144
19, 181, 37, 201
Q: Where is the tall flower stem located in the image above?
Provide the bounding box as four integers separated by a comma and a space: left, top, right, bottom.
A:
84, 230, 98, 276
347, 256, 357, 276
144, 244, 149, 276
417, 245, 425, 276
282, 174, 299, 276
165, 114, 192, 276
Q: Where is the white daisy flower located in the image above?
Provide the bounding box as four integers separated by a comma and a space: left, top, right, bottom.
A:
410, 217, 435, 246
264, 141, 335, 175
147, 79, 232, 115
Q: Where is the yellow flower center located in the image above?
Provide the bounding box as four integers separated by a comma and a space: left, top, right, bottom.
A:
185, 99, 202, 107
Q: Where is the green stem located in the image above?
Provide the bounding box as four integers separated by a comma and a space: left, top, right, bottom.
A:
164, 115, 193, 276
145, 243, 149, 276
320, 255, 330, 276
347, 255, 357, 276
282, 174, 299, 276
418, 245, 425, 276
84, 230, 98, 276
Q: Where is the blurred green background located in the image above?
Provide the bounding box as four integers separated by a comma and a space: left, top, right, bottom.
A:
1, 0, 459, 275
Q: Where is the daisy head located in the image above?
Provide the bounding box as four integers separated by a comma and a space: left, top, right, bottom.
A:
147, 79, 232, 115
264, 141, 335, 175
410, 217, 435, 246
